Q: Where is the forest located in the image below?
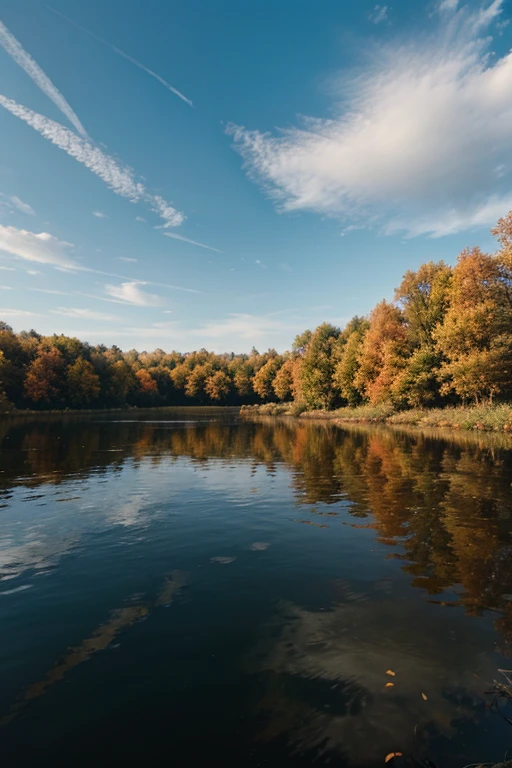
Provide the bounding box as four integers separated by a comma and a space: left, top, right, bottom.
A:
1, 212, 512, 413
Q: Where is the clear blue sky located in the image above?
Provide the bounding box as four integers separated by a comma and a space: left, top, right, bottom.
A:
0, 0, 510, 352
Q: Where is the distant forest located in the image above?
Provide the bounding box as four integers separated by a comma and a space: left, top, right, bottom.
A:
1, 212, 512, 412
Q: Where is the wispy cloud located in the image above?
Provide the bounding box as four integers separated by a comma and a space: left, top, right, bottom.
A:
118, 256, 137, 263
0, 193, 35, 216
104, 281, 163, 306
0, 286, 12, 290
0, 265, 16, 271
1, 224, 201, 294
191, 313, 296, 341
47, 6, 193, 108
0, 95, 185, 228
50, 307, 117, 321
135, 216, 146, 222
29, 287, 67, 295
163, 231, 223, 253
26, 269, 41, 275
92, 210, 107, 219
229, 0, 512, 238
0, 224, 78, 267
438, 0, 459, 11
10, 195, 35, 215
0, 20, 87, 137
0, 308, 38, 317
369, 5, 389, 24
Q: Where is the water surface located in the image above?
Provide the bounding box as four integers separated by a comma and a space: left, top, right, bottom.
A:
0, 408, 511, 766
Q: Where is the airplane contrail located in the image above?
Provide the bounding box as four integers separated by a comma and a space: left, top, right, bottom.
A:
47, 6, 194, 108
0, 19, 88, 136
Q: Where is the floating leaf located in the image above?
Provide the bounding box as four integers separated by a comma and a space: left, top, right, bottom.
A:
386, 669, 396, 677
385, 682, 395, 688
385, 753, 403, 763
421, 692, 428, 701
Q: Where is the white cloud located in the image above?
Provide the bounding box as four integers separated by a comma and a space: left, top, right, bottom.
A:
92, 210, 107, 219
229, 1, 512, 238
0, 95, 185, 228
104, 281, 163, 306
26, 269, 41, 275
438, 0, 459, 11
29, 287, 67, 295
50, 307, 117, 321
135, 216, 146, 222
0, 265, 15, 271
0, 224, 78, 267
48, 6, 193, 108
0, 286, 12, 290
0, 20, 87, 137
0, 308, 37, 317
152, 196, 186, 229
163, 231, 223, 253
118, 256, 137, 263
191, 313, 296, 342
10, 195, 35, 215
369, 5, 389, 24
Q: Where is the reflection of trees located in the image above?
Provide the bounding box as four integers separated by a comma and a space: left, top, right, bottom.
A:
1, 413, 511, 651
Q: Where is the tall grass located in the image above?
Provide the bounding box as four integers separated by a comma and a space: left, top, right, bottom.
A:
242, 402, 512, 432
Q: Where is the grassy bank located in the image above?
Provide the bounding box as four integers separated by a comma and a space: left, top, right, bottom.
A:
240, 402, 512, 433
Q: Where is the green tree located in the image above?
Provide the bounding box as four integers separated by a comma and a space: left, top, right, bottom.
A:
297, 323, 341, 410
333, 319, 369, 406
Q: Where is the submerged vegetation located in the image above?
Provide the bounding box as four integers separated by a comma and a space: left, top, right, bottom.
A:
2, 212, 512, 415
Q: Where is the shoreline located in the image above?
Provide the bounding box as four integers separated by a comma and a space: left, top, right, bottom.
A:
240, 403, 512, 434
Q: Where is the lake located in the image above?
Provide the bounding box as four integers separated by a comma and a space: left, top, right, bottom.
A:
0, 408, 511, 767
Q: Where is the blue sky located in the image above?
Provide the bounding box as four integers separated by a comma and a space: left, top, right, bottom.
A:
0, 0, 511, 352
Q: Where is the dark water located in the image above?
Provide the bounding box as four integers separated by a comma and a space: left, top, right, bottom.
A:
0, 408, 511, 767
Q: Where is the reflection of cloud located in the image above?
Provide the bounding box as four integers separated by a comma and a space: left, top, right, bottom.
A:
108, 494, 148, 528
0, 532, 78, 580
250, 591, 495, 763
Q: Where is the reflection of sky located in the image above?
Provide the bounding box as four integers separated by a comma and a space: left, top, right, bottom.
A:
250, 594, 506, 764
0, 456, 293, 583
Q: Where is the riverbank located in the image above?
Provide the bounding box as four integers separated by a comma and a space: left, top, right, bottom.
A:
240, 402, 512, 433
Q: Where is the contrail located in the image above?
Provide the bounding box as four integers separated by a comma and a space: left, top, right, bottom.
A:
47, 6, 194, 108
163, 231, 223, 253
0, 94, 185, 228
0, 19, 87, 137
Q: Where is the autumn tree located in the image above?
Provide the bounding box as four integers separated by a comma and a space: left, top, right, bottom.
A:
253, 357, 282, 401
66, 359, 100, 407
205, 370, 231, 402
435, 247, 512, 403
24, 347, 66, 407
273, 358, 295, 402
354, 302, 408, 405
135, 368, 159, 405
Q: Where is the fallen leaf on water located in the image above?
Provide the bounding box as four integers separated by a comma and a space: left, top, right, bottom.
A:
385, 682, 395, 688
421, 692, 428, 701
386, 669, 396, 677
385, 753, 403, 763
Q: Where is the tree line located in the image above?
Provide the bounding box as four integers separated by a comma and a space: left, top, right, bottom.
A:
1, 212, 512, 411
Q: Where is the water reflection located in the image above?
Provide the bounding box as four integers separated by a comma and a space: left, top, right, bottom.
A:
0, 410, 511, 765
1, 571, 188, 727
1, 411, 511, 653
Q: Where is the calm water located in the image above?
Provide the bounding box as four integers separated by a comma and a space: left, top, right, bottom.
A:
0, 408, 511, 767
